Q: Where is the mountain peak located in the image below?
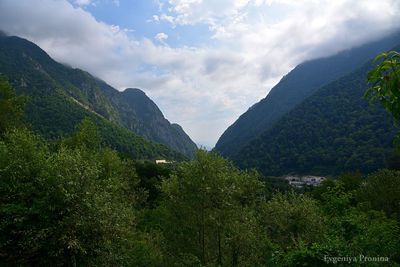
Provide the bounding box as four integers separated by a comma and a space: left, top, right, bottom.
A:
0, 30, 7, 37
123, 88, 146, 96
0, 34, 197, 158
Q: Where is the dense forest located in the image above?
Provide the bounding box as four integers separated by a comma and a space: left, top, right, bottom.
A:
0, 35, 197, 158
232, 59, 398, 176
2, 52, 400, 267
215, 32, 400, 157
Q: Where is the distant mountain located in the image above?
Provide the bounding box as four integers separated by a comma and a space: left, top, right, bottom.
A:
0, 35, 197, 159
98, 85, 197, 157
215, 32, 400, 157
231, 55, 399, 176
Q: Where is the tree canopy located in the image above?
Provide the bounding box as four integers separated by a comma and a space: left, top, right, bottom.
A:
0, 76, 25, 134
366, 50, 400, 122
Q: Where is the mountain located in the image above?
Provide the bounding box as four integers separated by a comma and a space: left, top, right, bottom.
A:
231, 55, 399, 176
0, 34, 197, 158
97, 84, 197, 157
215, 32, 400, 157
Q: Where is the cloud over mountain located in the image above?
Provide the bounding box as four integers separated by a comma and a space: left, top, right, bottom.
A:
0, 0, 399, 146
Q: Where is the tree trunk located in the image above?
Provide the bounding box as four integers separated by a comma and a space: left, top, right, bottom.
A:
217, 226, 222, 266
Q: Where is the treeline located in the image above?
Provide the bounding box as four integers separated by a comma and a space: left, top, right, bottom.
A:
1, 77, 400, 266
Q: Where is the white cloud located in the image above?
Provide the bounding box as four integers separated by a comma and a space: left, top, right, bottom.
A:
0, 0, 400, 147
155, 32, 168, 43
71, 0, 120, 7
160, 13, 176, 27
74, 0, 93, 6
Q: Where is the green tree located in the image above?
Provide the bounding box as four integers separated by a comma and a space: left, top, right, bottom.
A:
63, 117, 102, 150
134, 160, 174, 208
357, 169, 400, 221
260, 192, 326, 250
276, 209, 400, 267
0, 76, 25, 134
366, 50, 400, 122
274, 180, 400, 266
0, 127, 140, 266
320, 182, 400, 266
159, 150, 271, 266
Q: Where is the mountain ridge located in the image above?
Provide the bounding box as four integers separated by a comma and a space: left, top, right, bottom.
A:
0, 34, 197, 158
215, 32, 400, 157
231, 52, 399, 176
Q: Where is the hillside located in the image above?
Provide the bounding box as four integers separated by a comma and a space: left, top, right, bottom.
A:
232, 58, 399, 176
0, 34, 197, 158
215, 32, 400, 157
99, 85, 197, 157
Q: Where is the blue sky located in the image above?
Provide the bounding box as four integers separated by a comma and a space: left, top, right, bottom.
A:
1, 0, 400, 148
82, 0, 213, 47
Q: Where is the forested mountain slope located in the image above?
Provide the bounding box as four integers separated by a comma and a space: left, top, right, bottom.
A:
232, 55, 399, 176
215, 32, 400, 157
0, 34, 196, 158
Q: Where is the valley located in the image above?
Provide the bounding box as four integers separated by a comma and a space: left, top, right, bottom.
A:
1, 2, 400, 265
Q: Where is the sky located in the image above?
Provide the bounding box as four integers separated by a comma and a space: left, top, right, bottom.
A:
0, 0, 399, 148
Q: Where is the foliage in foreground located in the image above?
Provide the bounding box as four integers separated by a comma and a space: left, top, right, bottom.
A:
0, 75, 25, 135
0, 126, 139, 266
159, 150, 271, 266
2, 126, 400, 266
1, 65, 400, 266
366, 50, 400, 123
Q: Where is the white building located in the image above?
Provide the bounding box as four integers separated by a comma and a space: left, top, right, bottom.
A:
283, 175, 326, 187
155, 159, 173, 164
